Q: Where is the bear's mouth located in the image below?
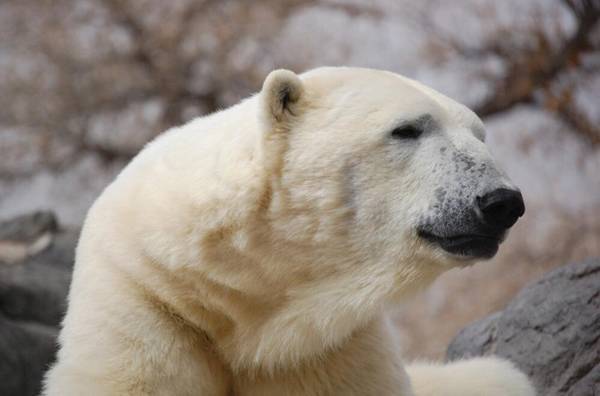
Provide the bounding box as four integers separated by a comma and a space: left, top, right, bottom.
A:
417, 230, 502, 259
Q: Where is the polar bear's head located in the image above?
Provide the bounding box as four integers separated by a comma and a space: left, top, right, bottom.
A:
259, 67, 524, 277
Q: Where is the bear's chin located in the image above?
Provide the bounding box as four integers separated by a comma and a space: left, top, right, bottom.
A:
418, 231, 501, 260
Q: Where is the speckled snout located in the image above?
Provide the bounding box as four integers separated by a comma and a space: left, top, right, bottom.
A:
417, 147, 525, 259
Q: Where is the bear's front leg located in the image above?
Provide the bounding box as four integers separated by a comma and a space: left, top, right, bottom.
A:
43, 266, 232, 396
406, 357, 536, 396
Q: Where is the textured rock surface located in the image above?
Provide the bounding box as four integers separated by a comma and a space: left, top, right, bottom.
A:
0, 212, 77, 396
0, 230, 77, 326
0, 211, 58, 242
447, 258, 600, 396
0, 316, 58, 396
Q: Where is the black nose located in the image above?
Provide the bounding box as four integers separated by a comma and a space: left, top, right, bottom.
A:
476, 188, 525, 229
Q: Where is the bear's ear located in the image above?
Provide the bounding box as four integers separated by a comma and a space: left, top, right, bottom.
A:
260, 69, 304, 126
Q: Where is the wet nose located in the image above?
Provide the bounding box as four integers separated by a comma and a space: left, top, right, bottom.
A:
476, 188, 525, 229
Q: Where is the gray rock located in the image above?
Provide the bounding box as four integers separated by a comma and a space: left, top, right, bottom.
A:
0, 228, 78, 326
0, 315, 58, 396
0, 211, 59, 265
0, 212, 78, 396
447, 258, 600, 396
0, 211, 57, 242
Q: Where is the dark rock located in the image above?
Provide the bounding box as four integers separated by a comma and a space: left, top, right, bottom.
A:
0, 211, 58, 242
0, 212, 78, 396
0, 211, 60, 265
0, 315, 58, 396
447, 258, 600, 396
0, 229, 78, 326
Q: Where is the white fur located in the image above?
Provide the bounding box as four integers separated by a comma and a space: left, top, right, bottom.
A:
44, 67, 534, 395
407, 357, 536, 396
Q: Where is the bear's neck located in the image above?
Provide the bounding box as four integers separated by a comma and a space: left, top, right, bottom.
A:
182, 237, 442, 374
135, 225, 395, 374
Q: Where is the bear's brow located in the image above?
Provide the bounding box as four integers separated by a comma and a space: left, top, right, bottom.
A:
405, 114, 437, 129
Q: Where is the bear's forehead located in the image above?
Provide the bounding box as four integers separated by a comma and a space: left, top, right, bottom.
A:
301, 67, 482, 132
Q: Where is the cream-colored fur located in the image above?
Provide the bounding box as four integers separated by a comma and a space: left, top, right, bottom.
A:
407, 358, 536, 396
44, 67, 535, 395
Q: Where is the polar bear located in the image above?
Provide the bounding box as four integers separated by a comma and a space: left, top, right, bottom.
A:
44, 67, 534, 395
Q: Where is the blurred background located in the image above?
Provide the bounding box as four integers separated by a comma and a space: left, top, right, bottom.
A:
0, 0, 599, 365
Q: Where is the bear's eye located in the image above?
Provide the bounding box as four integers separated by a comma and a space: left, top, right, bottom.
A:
390, 125, 423, 140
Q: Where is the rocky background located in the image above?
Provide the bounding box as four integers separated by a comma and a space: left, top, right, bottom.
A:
1, 1, 599, 395
0, 212, 76, 396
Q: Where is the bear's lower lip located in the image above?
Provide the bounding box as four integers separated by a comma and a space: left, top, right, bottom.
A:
418, 231, 500, 259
